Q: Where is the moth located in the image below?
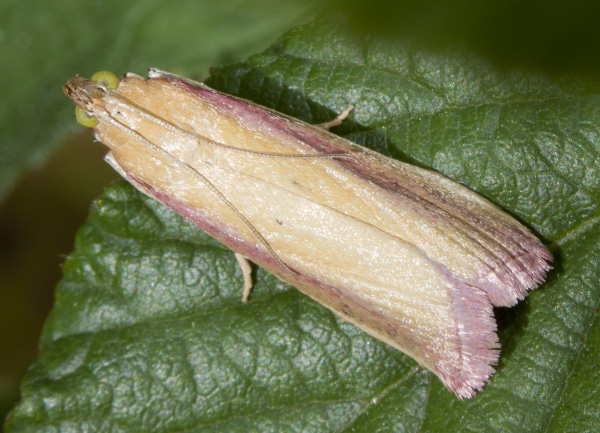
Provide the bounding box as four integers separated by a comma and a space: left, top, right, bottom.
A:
63, 69, 552, 398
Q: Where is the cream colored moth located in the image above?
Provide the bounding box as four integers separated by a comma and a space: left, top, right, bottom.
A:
63, 69, 552, 399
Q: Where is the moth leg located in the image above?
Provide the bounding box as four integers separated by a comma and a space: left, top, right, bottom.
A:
235, 252, 253, 302
316, 105, 354, 130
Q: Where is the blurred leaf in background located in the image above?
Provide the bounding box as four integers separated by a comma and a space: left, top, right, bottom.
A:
3, 1, 600, 432
333, 0, 600, 75
0, 0, 319, 200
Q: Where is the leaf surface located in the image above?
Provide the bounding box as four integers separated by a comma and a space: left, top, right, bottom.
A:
7, 18, 600, 433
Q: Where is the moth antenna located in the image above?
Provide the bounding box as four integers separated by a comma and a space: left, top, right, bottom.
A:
96, 109, 298, 276
111, 94, 351, 160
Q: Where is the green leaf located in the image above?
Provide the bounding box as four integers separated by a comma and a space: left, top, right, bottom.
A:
7, 17, 600, 432
0, 0, 318, 201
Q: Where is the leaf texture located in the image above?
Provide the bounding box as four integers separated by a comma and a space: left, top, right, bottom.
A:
7, 18, 600, 433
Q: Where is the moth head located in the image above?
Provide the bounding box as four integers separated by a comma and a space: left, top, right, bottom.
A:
63, 70, 119, 127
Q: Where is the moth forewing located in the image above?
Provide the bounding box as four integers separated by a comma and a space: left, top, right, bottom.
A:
64, 69, 551, 398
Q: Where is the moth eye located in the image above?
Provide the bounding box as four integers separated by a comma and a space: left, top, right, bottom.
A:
90, 70, 119, 89
75, 106, 98, 127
